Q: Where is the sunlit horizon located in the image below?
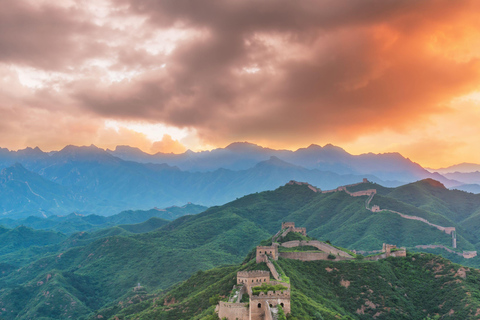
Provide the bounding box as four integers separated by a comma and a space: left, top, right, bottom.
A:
2, 0, 480, 168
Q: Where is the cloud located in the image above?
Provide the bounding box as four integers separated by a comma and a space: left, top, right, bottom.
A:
71, 0, 480, 146
1, 0, 480, 165
151, 134, 187, 154
0, 1, 108, 70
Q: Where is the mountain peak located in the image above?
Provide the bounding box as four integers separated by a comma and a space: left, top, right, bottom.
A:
1, 163, 36, 181
418, 178, 447, 189
255, 156, 299, 169
57, 144, 112, 158
5, 162, 28, 173
114, 145, 144, 153
225, 142, 263, 152
15, 146, 46, 157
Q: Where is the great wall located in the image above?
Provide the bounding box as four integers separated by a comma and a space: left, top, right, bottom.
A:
217, 222, 404, 320
216, 179, 477, 319
318, 179, 476, 259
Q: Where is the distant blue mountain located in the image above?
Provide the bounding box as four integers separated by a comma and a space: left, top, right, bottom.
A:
108, 142, 459, 185
0, 203, 207, 233
0, 143, 472, 218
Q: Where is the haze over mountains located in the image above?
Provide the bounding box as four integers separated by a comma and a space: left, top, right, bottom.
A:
2, 179, 480, 319
0, 142, 479, 218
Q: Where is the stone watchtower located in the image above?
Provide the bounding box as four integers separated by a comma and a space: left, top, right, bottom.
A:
256, 245, 278, 263
281, 222, 306, 236
250, 291, 291, 319
237, 270, 270, 288
281, 222, 295, 229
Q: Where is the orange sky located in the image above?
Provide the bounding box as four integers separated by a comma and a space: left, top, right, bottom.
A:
1, 0, 480, 168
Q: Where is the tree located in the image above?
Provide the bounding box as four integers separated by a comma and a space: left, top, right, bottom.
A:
209, 294, 220, 306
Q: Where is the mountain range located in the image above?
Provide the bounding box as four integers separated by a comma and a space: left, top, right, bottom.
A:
0, 143, 479, 218
1, 179, 480, 319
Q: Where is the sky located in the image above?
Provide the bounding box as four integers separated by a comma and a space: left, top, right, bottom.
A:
1, 0, 480, 168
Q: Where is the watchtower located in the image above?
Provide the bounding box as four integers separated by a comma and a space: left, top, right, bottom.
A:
256, 245, 278, 263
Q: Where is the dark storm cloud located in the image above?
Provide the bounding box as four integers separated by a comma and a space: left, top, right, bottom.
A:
0, 0, 108, 70
70, 0, 480, 145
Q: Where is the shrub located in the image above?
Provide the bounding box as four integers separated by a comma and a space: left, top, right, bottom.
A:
278, 304, 287, 320
209, 294, 220, 306
327, 254, 336, 260
251, 283, 288, 295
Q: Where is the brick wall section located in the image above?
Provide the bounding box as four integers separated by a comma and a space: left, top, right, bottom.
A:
286, 181, 320, 192
265, 259, 280, 280
272, 229, 283, 243
250, 291, 291, 316
279, 252, 353, 261
237, 271, 270, 288
390, 250, 407, 258
364, 244, 406, 261
280, 240, 353, 258
347, 189, 377, 197
218, 302, 249, 320
415, 245, 477, 259
365, 253, 388, 261
264, 304, 273, 320
281, 222, 295, 229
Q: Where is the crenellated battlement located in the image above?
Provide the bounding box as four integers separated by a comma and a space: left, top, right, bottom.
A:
279, 222, 306, 237
251, 291, 290, 299
286, 181, 320, 192
237, 270, 270, 277
237, 270, 270, 287
218, 301, 249, 320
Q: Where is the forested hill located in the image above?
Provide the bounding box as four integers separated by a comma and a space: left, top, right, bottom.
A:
1, 179, 480, 319
90, 247, 480, 320
2, 143, 476, 218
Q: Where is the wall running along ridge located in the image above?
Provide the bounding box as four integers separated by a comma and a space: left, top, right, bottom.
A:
320, 179, 461, 251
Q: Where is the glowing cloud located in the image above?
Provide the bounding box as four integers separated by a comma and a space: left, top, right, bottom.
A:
0, 0, 480, 166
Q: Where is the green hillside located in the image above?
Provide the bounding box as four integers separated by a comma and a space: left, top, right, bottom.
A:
118, 217, 170, 233
0, 210, 271, 319
87, 250, 480, 320
0, 203, 207, 234
349, 179, 480, 240
1, 180, 480, 319
0, 226, 66, 256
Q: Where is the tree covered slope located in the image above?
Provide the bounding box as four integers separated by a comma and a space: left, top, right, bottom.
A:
87, 252, 480, 320
1, 179, 480, 318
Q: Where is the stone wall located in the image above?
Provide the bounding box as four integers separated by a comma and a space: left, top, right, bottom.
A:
390, 250, 407, 258
382, 243, 396, 253
347, 189, 377, 197
218, 302, 249, 320
280, 222, 307, 237
250, 291, 291, 314
280, 240, 353, 258
463, 251, 477, 259
281, 222, 295, 229
365, 253, 388, 261
264, 304, 273, 320
415, 245, 477, 259
286, 181, 320, 192
279, 251, 352, 261
364, 244, 406, 260
265, 259, 280, 280
237, 270, 270, 288
292, 227, 307, 236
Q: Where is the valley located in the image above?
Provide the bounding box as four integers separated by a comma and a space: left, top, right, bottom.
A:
1, 178, 480, 318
